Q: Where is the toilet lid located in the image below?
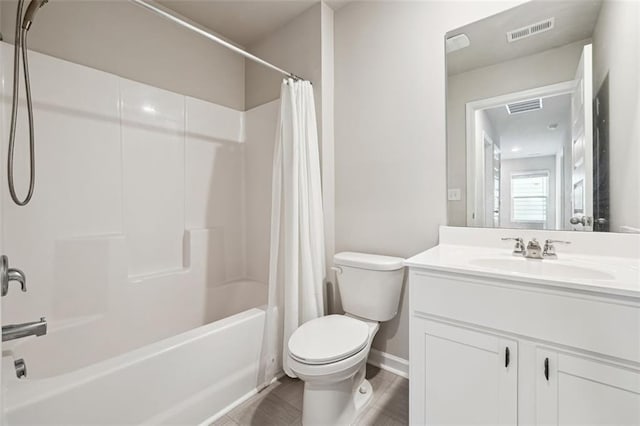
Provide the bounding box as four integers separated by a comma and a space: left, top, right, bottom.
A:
288, 315, 370, 365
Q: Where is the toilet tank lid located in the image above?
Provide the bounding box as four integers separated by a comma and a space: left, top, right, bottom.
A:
334, 252, 404, 271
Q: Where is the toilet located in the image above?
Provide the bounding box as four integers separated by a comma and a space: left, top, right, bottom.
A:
287, 252, 405, 426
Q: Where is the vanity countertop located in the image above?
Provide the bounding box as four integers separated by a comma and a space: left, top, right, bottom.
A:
405, 244, 640, 299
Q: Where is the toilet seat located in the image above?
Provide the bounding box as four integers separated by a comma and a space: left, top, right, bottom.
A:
288, 315, 369, 365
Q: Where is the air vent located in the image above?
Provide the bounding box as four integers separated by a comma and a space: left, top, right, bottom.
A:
507, 18, 555, 43
506, 98, 543, 115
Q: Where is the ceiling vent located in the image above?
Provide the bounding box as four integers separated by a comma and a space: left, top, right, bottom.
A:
506, 98, 543, 115
507, 17, 555, 43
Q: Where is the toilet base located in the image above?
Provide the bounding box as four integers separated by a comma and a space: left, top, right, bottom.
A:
301, 365, 373, 426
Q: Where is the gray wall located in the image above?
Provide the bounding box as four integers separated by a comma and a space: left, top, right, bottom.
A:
447, 40, 586, 227
592, 0, 640, 232
334, 0, 524, 360
245, 3, 322, 110
0, 0, 245, 109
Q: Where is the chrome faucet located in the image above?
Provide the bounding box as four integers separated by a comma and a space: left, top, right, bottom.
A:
542, 239, 571, 259
503, 237, 572, 259
1, 255, 27, 296
2, 317, 47, 342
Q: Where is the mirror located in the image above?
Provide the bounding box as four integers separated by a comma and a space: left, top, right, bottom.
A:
446, 0, 639, 233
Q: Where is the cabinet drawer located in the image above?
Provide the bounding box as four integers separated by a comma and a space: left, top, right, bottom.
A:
410, 270, 640, 363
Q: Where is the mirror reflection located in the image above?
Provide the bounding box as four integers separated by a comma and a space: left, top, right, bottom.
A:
446, 0, 639, 233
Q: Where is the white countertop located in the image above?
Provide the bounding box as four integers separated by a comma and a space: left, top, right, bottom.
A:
405, 244, 640, 299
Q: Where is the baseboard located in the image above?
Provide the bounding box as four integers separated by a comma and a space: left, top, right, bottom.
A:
367, 348, 409, 379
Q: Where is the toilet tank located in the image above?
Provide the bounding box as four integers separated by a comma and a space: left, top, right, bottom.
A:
334, 252, 405, 322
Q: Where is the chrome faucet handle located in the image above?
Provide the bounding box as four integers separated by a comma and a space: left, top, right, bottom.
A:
1, 255, 27, 297
502, 237, 525, 256
543, 239, 571, 259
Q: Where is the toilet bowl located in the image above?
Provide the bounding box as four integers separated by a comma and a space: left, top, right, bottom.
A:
287, 252, 404, 426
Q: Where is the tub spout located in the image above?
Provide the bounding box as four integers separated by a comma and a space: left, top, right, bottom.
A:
2, 317, 47, 342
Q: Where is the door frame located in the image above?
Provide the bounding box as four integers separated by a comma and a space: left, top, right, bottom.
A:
465, 80, 576, 226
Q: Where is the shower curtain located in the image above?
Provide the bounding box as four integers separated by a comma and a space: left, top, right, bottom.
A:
261, 79, 326, 380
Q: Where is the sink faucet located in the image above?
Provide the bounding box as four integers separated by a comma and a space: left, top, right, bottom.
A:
2, 317, 47, 342
503, 237, 571, 260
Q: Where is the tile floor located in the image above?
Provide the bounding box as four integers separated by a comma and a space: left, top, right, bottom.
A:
212, 365, 409, 426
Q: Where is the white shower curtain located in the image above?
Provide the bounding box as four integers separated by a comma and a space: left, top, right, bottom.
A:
261, 79, 326, 381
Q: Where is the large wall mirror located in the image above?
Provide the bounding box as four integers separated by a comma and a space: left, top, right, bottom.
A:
446, 0, 639, 233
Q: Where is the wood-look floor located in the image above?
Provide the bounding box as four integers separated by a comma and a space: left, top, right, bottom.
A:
211, 365, 409, 426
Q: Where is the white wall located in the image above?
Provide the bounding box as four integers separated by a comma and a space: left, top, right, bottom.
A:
592, 0, 640, 232
500, 155, 557, 229
447, 40, 587, 226
0, 0, 245, 110
334, 0, 525, 360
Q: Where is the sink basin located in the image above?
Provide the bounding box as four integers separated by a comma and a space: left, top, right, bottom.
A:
469, 258, 616, 281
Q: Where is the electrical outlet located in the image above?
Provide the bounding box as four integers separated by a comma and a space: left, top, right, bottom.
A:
448, 188, 461, 201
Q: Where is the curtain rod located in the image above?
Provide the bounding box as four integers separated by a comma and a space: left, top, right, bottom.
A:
130, 0, 304, 81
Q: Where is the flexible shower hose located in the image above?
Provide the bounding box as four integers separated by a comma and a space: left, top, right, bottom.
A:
7, 0, 36, 206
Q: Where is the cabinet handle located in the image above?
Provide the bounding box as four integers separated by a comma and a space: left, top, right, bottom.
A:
544, 357, 549, 381
505, 347, 510, 368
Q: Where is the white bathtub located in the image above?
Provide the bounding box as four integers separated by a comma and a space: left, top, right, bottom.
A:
2, 280, 268, 425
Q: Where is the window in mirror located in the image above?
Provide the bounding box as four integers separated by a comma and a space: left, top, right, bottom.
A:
511, 171, 549, 225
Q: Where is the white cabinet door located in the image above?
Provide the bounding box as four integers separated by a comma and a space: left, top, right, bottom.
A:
410, 319, 518, 425
536, 348, 640, 425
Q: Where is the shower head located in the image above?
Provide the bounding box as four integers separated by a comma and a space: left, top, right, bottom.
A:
22, 0, 48, 31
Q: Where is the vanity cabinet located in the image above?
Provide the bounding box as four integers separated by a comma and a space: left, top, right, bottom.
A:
409, 269, 640, 426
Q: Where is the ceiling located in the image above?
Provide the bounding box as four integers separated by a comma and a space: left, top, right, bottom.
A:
484, 93, 571, 160
447, 0, 602, 75
158, 0, 349, 47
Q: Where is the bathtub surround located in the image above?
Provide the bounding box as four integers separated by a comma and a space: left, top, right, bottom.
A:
265, 79, 326, 379
0, 44, 276, 424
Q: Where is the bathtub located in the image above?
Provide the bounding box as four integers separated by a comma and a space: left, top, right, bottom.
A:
1, 279, 269, 425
